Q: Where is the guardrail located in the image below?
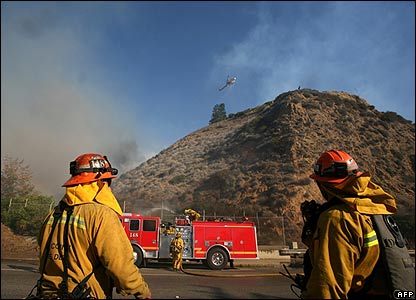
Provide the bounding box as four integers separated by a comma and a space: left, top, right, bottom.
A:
278, 248, 307, 257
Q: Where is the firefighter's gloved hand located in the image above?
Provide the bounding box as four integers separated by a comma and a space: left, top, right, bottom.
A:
134, 291, 151, 299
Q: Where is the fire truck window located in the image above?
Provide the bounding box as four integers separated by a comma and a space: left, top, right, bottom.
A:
130, 220, 140, 231
143, 220, 156, 232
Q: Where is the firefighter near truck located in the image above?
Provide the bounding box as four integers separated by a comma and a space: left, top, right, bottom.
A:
119, 209, 259, 270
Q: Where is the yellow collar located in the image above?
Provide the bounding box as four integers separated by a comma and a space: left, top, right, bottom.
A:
319, 173, 397, 214
63, 180, 123, 215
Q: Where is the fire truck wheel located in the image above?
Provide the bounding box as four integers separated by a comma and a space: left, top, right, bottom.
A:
132, 244, 143, 267
206, 247, 228, 270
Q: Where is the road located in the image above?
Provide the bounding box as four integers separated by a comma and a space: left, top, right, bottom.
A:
2, 259, 301, 299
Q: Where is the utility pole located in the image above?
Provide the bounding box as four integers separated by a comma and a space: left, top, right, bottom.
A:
256, 212, 261, 235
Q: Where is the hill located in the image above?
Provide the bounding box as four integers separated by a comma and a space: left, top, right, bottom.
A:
112, 89, 415, 246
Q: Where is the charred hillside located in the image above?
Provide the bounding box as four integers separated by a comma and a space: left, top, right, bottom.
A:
112, 89, 415, 246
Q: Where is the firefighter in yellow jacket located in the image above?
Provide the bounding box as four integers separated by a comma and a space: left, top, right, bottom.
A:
301, 150, 397, 299
170, 231, 184, 271
35, 153, 151, 299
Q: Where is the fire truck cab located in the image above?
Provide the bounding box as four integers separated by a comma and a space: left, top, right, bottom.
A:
119, 212, 259, 270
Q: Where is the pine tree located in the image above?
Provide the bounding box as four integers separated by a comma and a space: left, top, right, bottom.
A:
209, 103, 227, 124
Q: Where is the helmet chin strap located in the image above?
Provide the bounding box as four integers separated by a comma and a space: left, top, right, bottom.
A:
103, 156, 118, 176
317, 182, 334, 201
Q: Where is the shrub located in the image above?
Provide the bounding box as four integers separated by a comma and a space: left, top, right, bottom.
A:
380, 111, 406, 123
169, 175, 187, 185
2, 195, 55, 236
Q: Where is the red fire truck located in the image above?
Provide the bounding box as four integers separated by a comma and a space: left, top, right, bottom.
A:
119, 212, 259, 270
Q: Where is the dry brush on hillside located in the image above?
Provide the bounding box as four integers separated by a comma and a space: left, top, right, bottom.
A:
113, 89, 415, 246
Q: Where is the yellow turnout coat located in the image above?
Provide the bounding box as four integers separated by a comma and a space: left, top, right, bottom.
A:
37, 181, 151, 299
301, 173, 397, 299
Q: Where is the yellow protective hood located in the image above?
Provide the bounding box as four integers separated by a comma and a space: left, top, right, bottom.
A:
319, 172, 397, 215
62, 180, 123, 215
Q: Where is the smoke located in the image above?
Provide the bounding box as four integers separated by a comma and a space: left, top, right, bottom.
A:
1, 3, 146, 200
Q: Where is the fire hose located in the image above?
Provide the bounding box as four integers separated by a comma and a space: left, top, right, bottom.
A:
180, 264, 302, 279
180, 264, 305, 298
180, 266, 281, 277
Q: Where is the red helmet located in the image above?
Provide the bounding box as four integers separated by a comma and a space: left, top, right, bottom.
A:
310, 150, 361, 183
62, 153, 118, 187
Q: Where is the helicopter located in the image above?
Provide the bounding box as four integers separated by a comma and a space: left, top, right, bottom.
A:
218, 75, 236, 91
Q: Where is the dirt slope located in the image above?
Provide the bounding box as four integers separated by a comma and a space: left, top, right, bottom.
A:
1, 223, 39, 260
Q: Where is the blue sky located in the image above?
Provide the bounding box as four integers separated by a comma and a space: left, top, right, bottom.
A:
1, 1, 415, 199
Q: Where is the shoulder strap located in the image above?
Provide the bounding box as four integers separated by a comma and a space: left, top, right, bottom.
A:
58, 203, 73, 299
39, 204, 64, 275
32, 203, 65, 298
371, 214, 415, 298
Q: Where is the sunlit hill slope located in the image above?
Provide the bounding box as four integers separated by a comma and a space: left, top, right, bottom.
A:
112, 89, 415, 246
